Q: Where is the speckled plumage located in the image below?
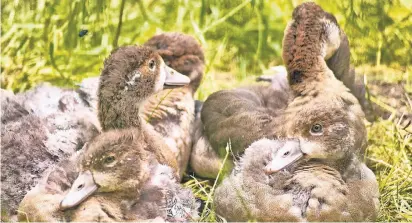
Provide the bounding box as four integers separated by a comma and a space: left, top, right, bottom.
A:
193, 2, 367, 179
1, 89, 100, 217
67, 164, 199, 222
98, 46, 162, 131
14, 83, 67, 118
214, 138, 379, 222
1, 89, 29, 124
1, 113, 51, 215
18, 152, 81, 222
211, 2, 378, 221
19, 129, 198, 222
17, 43, 189, 221
76, 76, 100, 110
142, 33, 205, 176
141, 89, 195, 177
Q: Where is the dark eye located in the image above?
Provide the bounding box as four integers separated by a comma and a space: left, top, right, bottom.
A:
282, 151, 290, 157
148, 60, 156, 71
184, 60, 191, 66
104, 156, 115, 164
310, 123, 323, 135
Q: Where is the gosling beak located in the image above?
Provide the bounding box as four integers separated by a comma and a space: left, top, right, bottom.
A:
163, 64, 190, 86
299, 140, 327, 159
264, 141, 303, 174
60, 170, 98, 210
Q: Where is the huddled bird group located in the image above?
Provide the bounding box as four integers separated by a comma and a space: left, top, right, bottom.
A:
1, 2, 379, 222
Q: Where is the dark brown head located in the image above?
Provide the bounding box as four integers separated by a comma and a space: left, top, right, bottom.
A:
59, 128, 163, 210
98, 45, 190, 130
144, 32, 205, 92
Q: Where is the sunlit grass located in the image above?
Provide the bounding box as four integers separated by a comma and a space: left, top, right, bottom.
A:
366, 119, 412, 221
2, 0, 411, 93
1, 0, 412, 222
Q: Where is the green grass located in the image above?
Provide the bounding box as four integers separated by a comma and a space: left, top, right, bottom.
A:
362, 66, 412, 221
367, 119, 412, 221
2, 0, 411, 93
1, 0, 412, 221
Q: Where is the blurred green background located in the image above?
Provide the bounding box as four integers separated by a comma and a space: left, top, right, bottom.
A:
1, 0, 412, 93
1, 1, 412, 221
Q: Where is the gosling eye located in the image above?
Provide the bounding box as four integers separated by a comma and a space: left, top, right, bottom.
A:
282, 151, 290, 157
148, 59, 156, 71
310, 123, 323, 135
103, 156, 116, 166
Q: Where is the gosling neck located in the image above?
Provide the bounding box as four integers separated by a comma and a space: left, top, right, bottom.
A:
98, 86, 155, 131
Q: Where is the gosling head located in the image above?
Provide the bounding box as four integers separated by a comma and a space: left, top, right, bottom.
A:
231, 139, 303, 181
144, 32, 205, 92
59, 129, 162, 210
280, 93, 367, 168
262, 140, 303, 174
98, 45, 190, 130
